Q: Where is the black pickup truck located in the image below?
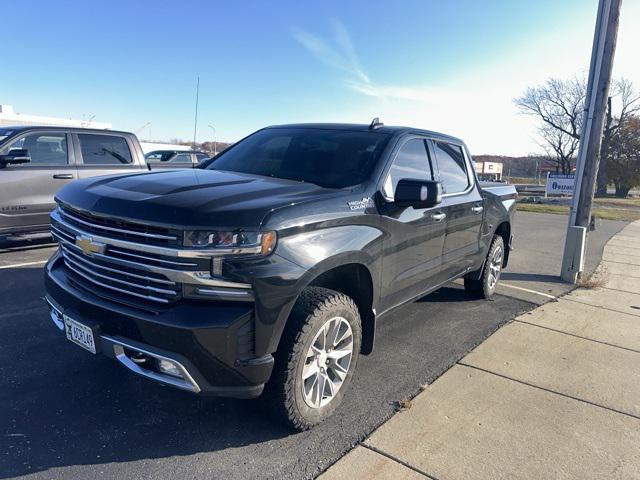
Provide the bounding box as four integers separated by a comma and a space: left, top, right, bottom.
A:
44, 122, 516, 430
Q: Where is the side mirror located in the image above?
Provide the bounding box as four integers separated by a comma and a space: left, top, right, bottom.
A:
394, 179, 442, 209
0, 148, 31, 166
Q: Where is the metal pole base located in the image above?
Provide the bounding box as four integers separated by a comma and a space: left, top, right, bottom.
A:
561, 226, 587, 283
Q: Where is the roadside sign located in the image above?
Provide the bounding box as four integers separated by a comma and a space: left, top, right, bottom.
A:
546, 173, 575, 196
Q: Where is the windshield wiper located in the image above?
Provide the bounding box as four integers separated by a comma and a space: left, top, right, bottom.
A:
101, 147, 128, 164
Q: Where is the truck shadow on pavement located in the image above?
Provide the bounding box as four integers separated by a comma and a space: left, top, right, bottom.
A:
416, 286, 476, 303
1, 269, 534, 479
0, 237, 55, 254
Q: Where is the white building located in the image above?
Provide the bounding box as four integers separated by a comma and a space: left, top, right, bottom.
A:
0, 104, 112, 129
474, 161, 503, 181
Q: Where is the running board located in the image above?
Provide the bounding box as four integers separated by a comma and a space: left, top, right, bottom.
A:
3, 232, 53, 242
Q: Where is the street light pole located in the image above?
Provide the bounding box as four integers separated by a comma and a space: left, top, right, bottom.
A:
192, 76, 200, 151
208, 124, 217, 156
135, 122, 151, 136
561, 0, 622, 283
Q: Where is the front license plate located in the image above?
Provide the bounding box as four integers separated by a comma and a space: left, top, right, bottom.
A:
64, 315, 97, 354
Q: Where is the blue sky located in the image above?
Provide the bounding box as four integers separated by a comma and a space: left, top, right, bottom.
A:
2, 0, 639, 155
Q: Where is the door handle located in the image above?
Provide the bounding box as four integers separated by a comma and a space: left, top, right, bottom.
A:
53, 174, 74, 180
431, 212, 447, 222
471, 205, 484, 214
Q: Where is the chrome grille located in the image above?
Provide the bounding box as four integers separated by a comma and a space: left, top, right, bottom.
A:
57, 242, 181, 305
51, 214, 187, 306
58, 204, 180, 247
50, 206, 254, 309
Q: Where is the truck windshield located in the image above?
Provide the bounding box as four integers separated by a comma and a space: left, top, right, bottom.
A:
209, 128, 391, 188
0, 129, 16, 144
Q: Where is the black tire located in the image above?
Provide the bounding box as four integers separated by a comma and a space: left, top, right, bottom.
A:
264, 287, 362, 431
464, 235, 505, 299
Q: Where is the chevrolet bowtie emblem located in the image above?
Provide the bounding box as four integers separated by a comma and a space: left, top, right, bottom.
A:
75, 235, 106, 255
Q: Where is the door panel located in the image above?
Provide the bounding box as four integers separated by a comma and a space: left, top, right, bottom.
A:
0, 131, 76, 234
431, 140, 483, 276
379, 137, 446, 312
440, 192, 483, 275
379, 205, 447, 311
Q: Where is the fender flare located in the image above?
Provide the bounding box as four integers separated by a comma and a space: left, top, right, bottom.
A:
264, 252, 378, 355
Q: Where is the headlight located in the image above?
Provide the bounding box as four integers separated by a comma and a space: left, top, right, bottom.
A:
183, 230, 277, 255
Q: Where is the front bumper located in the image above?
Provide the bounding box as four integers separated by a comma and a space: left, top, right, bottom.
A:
44, 252, 274, 398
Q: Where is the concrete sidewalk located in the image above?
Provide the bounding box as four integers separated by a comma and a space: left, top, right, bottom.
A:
321, 221, 640, 480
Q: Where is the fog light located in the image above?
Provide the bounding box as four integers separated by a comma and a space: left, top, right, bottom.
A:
157, 359, 183, 378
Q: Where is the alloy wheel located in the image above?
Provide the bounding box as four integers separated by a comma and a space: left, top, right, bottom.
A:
488, 246, 503, 289
301, 316, 353, 409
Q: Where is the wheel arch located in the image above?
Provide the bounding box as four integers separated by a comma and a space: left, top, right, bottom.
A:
270, 256, 378, 357
308, 262, 376, 355
494, 221, 511, 267
465, 220, 512, 282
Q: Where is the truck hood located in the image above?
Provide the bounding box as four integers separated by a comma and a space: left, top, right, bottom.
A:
55, 169, 339, 229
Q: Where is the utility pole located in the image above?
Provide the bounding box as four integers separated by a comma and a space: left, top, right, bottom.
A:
192, 76, 200, 151
561, 0, 622, 283
208, 124, 217, 155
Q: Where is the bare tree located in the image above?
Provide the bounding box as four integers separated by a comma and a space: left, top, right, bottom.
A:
516, 77, 640, 191
514, 77, 585, 173
536, 124, 579, 174
515, 77, 585, 139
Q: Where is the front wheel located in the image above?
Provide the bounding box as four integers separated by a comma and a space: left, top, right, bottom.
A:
265, 287, 362, 430
464, 235, 505, 299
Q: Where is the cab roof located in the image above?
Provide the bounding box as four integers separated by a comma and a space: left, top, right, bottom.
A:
266, 123, 465, 144
0, 125, 135, 136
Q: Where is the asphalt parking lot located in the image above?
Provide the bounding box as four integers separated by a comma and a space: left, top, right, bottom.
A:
0, 212, 627, 480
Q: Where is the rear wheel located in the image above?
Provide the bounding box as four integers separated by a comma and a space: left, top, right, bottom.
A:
464, 235, 504, 299
265, 287, 361, 430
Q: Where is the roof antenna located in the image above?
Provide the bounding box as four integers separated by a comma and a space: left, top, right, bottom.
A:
369, 117, 384, 129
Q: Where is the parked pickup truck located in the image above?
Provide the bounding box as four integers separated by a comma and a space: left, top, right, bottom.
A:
44, 122, 516, 430
0, 126, 195, 241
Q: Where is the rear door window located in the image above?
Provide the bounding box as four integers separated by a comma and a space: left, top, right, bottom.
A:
78, 134, 132, 165
433, 141, 469, 194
